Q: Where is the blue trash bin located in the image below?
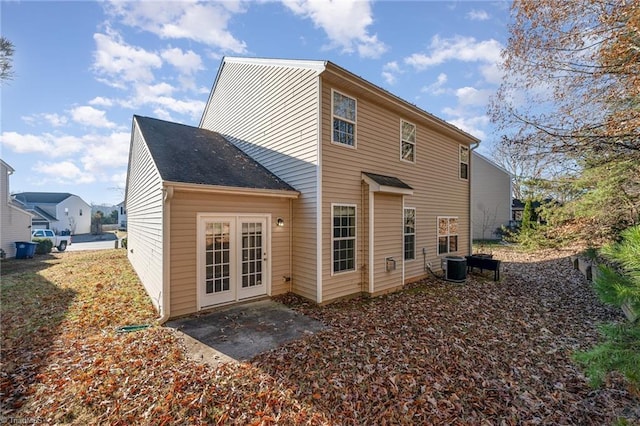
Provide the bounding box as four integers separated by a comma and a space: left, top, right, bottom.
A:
15, 241, 37, 259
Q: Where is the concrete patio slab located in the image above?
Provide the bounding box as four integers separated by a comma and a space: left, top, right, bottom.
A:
165, 299, 327, 366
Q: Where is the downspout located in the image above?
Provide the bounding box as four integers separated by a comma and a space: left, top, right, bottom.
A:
157, 185, 174, 324
469, 142, 480, 255
289, 198, 293, 293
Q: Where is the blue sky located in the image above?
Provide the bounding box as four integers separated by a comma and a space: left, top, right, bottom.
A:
1, 1, 510, 206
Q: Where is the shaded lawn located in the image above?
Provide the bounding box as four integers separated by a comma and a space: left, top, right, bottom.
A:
1, 248, 638, 424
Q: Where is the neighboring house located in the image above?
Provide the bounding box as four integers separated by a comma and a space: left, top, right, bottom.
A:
471, 151, 512, 240
0, 160, 33, 258
117, 201, 127, 230
126, 57, 479, 320
511, 198, 554, 224
12, 192, 91, 235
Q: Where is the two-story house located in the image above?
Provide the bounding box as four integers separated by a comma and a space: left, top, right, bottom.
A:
125, 57, 479, 320
12, 192, 92, 235
0, 160, 33, 258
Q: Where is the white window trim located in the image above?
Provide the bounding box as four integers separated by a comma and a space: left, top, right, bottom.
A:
331, 203, 358, 276
331, 89, 357, 149
404, 207, 416, 261
459, 145, 469, 181
400, 119, 416, 164
437, 216, 459, 256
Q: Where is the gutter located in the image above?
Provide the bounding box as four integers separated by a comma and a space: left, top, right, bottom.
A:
469, 142, 480, 255
157, 185, 174, 324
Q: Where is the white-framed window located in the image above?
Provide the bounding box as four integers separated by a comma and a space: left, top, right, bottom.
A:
437, 216, 458, 255
332, 90, 356, 147
459, 145, 469, 180
332, 204, 356, 273
404, 208, 416, 260
400, 120, 416, 163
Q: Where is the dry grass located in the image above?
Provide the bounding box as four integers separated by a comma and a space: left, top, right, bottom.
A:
1, 247, 638, 424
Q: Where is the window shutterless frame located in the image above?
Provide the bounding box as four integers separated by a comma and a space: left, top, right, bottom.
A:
400, 120, 416, 163
331, 203, 357, 275
459, 145, 469, 180
331, 89, 357, 148
437, 216, 459, 255
404, 207, 416, 260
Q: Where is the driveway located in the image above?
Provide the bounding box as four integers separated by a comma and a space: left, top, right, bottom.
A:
66, 233, 122, 251
166, 299, 327, 366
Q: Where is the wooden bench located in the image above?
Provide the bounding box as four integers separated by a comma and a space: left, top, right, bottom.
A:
465, 255, 501, 281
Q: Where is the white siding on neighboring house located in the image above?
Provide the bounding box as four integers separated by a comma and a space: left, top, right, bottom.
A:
200, 58, 324, 302
125, 120, 165, 314
53, 195, 91, 234
471, 151, 512, 240
117, 201, 127, 229
0, 160, 32, 258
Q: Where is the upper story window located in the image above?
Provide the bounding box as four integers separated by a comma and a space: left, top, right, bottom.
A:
460, 145, 469, 180
332, 90, 356, 147
401, 120, 416, 163
79, 208, 83, 216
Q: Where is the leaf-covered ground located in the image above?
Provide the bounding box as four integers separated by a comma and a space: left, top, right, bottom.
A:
1, 247, 638, 424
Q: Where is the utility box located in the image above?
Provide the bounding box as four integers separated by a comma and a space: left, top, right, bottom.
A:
443, 256, 466, 283
385, 257, 396, 272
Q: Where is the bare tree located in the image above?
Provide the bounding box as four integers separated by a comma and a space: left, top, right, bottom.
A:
0, 37, 14, 83
490, 0, 639, 165
490, 138, 567, 200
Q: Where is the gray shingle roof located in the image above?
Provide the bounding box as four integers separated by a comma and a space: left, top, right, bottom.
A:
134, 115, 297, 193
362, 172, 413, 190
12, 192, 73, 204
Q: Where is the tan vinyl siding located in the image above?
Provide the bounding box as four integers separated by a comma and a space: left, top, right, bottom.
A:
200, 60, 321, 302
320, 77, 471, 299
126, 122, 165, 313
1, 163, 32, 258
471, 152, 512, 240
372, 193, 404, 293
169, 190, 292, 317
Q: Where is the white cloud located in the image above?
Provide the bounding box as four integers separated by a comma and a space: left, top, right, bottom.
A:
22, 113, 68, 127
455, 86, 494, 106
421, 73, 448, 95
405, 35, 502, 70
382, 61, 401, 85
0, 132, 84, 156
467, 10, 489, 21
89, 96, 114, 107
282, 0, 387, 58
93, 30, 162, 87
69, 106, 117, 129
104, 1, 247, 53
161, 47, 204, 75
79, 132, 131, 173
32, 160, 96, 185
442, 104, 489, 140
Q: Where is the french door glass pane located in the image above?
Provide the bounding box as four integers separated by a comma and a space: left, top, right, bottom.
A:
205, 221, 231, 294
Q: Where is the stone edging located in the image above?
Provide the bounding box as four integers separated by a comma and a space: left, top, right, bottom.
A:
570, 255, 637, 323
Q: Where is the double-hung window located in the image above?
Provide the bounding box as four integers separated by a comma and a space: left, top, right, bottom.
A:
404, 208, 416, 260
437, 216, 458, 255
459, 145, 469, 180
332, 91, 356, 147
401, 120, 416, 163
332, 204, 356, 273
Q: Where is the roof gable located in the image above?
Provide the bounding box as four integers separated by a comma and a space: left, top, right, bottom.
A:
134, 115, 297, 193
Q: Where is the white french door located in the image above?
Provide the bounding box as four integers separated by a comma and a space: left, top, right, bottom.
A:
199, 215, 269, 308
